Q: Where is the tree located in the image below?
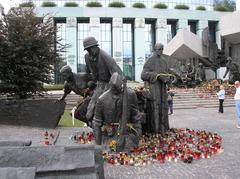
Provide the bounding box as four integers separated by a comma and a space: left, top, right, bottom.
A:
0, 6, 66, 99
214, 0, 236, 11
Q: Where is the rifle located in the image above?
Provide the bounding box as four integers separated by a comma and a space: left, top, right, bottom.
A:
116, 80, 128, 152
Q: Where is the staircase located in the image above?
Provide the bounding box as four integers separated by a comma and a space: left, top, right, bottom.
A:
46, 85, 235, 111
172, 88, 235, 109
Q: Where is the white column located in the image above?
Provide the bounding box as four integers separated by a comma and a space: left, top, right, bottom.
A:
89, 17, 100, 41
177, 19, 188, 32
156, 18, 168, 46
134, 18, 145, 82
197, 20, 208, 39
66, 17, 77, 73
215, 22, 221, 49
112, 18, 123, 70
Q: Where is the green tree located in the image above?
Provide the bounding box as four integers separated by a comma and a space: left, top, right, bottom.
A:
0, 7, 66, 99
214, 0, 236, 11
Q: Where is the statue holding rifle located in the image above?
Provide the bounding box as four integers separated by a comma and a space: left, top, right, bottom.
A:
141, 43, 172, 133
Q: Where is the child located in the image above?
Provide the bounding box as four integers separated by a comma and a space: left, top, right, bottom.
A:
167, 88, 174, 115
217, 85, 225, 113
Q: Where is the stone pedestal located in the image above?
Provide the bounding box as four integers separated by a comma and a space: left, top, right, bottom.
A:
0, 98, 65, 128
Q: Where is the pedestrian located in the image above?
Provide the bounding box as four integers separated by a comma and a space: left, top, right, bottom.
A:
234, 81, 240, 128
216, 85, 225, 113
167, 87, 174, 115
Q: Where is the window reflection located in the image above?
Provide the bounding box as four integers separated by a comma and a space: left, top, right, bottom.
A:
123, 22, 133, 80
100, 20, 112, 56
145, 21, 155, 61
55, 19, 66, 83
56, 22, 67, 62
77, 20, 89, 72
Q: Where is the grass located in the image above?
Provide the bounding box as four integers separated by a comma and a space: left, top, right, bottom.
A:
58, 110, 85, 127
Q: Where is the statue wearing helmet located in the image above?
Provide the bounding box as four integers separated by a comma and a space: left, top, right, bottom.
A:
83, 36, 124, 124
93, 72, 142, 152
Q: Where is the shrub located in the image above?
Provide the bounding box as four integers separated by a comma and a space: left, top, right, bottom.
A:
174, 4, 189, 10
214, 5, 228, 11
196, 6, 206, 10
132, 2, 146, 8
108, 1, 125, 8
41, 2, 57, 7
86, 1, 102, 7
64, 2, 79, 7
19, 2, 35, 8
153, 3, 168, 9
0, 7, 66, 99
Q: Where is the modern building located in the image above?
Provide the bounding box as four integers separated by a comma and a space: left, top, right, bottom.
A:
21, 0, 238, 82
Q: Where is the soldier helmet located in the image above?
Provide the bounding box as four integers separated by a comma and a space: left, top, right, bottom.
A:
83, 36, 99, 50
199, 63, 203, 66
60, 65, 72, 74
109, 72, 123, 89
227, 57, 232, 61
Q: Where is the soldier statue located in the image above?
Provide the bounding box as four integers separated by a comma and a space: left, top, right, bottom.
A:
59, 65, 91, 101
92, 72, 142, 152
141, 43, 171, 133
195, 63, 206, 84
83, 36, 124, 123
223, 57, 240, 84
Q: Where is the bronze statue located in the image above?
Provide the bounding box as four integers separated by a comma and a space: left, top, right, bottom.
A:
195, 63, 206, 83
186, 63, 195, 82
83, 36, 124, 122
92, 72, 142, 152
59, 65, 92, 101
223, 57, 240, 84
141, 43, 170, 133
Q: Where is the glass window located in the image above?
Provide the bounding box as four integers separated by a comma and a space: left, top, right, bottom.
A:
100, 20, 112, 56
145, 20, 155, 61
56, 21, 67, 62
123, 21, 134, 80
188, 20, 198, 34
208, 21, 218, 43
55, 19, 66, 83
77, 20, 90, 72
167, 20, 177, 42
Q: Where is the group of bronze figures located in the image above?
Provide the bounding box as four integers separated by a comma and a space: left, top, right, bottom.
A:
59, 36, 240, 152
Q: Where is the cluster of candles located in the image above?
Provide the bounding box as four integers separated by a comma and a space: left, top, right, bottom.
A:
43, 131, 55, 145
71, 131, 94, 144
103, 128, 223, 166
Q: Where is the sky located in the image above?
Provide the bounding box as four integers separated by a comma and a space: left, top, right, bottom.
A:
0, 0, 21, 13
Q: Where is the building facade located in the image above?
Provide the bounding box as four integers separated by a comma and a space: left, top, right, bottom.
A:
24, 0, 234, 82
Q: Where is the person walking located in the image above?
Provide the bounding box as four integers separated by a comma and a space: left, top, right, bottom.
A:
167, 87, 174, 115
234, 81, 240, 128
217, 85, 225, 113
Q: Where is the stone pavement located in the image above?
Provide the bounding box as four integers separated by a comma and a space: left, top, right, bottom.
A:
0, 106, 239, 179
104, 107, 240, 179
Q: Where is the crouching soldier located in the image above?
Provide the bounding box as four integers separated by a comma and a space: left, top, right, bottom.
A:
92, 72, 142, 152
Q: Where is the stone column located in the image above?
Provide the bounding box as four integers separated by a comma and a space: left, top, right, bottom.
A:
156, 18, 167, 46
215, 22, 221, 49
177, 19, 188, 32
197, 20, 208, 39
134, 18, 145, 82
112, 18, 123, 70
89, 17, 100, 41
66, 17, 77, 73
